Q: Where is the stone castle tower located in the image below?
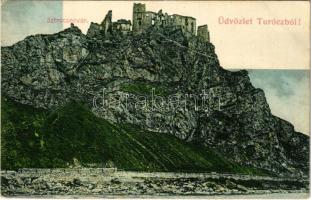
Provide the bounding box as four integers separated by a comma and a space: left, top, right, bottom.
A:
132, 3, 147, 33
197, 25, 210, 42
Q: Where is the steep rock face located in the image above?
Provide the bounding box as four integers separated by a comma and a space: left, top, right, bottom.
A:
1, 24, 309, 176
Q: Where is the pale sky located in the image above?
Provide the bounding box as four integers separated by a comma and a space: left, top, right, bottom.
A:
249, 70, 309, 135
1, 1, 310, 134
1, 0, 62, 46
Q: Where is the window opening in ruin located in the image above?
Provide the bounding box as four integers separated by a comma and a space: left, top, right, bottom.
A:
191, 22, 194, 33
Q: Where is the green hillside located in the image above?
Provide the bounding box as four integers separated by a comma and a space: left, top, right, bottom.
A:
1, 97, 271, 175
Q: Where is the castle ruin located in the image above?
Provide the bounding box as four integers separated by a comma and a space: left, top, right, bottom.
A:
197, 25, 210, 42
132, 3, 209, 42
132, 3, 196, 35
88, 3, 210, 42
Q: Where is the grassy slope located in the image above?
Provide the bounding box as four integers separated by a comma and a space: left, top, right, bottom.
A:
1, 98, 47, 169
1, 98, 271, 175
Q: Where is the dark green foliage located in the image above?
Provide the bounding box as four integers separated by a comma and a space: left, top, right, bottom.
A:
1, 98, 270, 175
40, 102, 109, 167
1, 98, 46, 169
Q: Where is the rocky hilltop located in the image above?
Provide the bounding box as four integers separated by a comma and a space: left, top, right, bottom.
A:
1, 19, 309, 176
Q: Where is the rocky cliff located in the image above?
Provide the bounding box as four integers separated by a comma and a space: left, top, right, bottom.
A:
1, 23, 309, 176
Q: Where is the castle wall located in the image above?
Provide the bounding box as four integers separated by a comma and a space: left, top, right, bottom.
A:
113, 19, 131, 35
101, 10, 113, 36
90, 4, 207, 40
172, 15, 196, 35
197, 25, 210, 42
132, 3, 197, 35
143, 11, 156, 27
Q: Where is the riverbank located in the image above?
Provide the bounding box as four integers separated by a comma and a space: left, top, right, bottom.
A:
1, 168, 309, 197
20, 193, 309, 199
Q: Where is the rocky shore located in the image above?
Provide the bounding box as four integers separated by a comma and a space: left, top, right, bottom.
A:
1, 169, 308, 196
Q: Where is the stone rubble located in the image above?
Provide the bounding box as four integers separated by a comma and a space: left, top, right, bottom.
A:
1, 169, 308, 196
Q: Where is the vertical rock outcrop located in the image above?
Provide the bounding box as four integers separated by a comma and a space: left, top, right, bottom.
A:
1, 22, 309, 176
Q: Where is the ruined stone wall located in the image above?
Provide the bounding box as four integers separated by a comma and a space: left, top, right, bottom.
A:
197, 25, 210, 42
171, 15, 196, 35
101, 10, 113, 36
144, 11, 156, 27
132, 3, 196, 35
112, 20, 131, 35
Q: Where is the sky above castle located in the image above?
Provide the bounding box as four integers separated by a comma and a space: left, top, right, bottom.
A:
1, 0, 309, 134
